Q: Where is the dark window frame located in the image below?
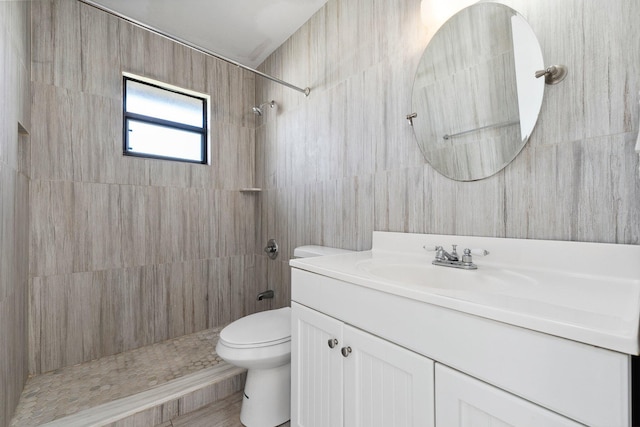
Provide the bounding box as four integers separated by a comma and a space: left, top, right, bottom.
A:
122, 76, 208, 164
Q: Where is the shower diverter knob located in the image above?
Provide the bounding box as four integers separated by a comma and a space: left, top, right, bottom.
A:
264, 239, 278, 259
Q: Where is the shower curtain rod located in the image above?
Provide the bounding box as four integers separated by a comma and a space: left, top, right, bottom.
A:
78, 0, 311, 97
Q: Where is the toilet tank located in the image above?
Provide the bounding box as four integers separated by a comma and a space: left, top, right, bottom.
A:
293, 245, 354, 258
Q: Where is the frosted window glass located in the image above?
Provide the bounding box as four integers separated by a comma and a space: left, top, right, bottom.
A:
126, 79, 204, 127
126, 120, 203, 162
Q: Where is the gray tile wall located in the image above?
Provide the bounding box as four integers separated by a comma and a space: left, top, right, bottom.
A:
256, 0, 640, 288
0, 1, 31, 426
28, 0, 267, 375
19, 0, 640, 401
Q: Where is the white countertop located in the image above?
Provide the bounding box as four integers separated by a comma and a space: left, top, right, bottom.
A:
290, 232, 640, 355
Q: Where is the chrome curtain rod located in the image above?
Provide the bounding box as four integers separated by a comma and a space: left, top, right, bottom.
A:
78, 0, 311, 97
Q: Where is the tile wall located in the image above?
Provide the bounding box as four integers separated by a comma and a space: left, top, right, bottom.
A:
29, 0, 267, 375
9, 0, 640, 421
255, 0, 640, 293
0, 1, 31, 425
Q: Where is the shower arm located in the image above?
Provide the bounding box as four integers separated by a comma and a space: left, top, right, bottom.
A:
79, 0, 312, 97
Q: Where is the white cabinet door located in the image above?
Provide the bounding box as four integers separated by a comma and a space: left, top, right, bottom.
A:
291, 302, 344, 427
435, 364, 584, 427
343, 325, 435, 427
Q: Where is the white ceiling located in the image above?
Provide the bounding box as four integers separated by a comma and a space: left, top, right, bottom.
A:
85, 0, 328, 68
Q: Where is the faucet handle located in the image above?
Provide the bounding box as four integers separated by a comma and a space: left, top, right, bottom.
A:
469, 248, 490, 257
423, 245, 438, 252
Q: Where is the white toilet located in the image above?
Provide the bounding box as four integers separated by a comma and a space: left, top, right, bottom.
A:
215, 245, 353, 427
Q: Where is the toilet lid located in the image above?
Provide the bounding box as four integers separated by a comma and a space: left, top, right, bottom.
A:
220, 307, 291, 348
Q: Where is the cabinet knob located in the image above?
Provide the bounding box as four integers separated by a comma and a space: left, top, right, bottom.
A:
328, 338, 338, 349
341, 346, 352, 357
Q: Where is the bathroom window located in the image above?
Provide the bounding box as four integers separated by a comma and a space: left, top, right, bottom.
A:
123, 75, 209, 164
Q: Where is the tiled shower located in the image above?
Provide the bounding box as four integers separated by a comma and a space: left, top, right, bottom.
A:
2, 0, 640, 425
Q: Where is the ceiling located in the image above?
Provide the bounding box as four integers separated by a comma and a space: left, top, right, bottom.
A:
84, 0, 328, 68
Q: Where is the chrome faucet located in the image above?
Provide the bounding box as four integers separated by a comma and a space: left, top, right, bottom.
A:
435, 245, 459, 262
429, 244, 489, 270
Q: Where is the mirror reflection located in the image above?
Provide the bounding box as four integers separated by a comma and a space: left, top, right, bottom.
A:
411, 3, 544, 181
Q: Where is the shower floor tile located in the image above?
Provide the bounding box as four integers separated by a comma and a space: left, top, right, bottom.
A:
10, 327, 225, 427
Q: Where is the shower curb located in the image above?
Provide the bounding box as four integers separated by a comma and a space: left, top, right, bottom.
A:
39, 362, 246, 427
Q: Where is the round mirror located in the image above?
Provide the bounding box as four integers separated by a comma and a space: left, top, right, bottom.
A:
411, 3, 544, 181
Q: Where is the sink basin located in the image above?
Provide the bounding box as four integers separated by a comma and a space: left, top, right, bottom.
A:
352, 254, 640, 338
356, 258, 535, 293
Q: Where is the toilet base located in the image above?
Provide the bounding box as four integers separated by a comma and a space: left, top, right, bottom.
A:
240, 363, 291, 427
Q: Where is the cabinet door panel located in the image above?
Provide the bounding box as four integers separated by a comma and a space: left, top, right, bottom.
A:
435, 364, 584, 427
344, 325, 435, 427
292, 302, 344, 427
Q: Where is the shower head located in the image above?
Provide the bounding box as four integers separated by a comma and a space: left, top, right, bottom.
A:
252, 100, 276, 116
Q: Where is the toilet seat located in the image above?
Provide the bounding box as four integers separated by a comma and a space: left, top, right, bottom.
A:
219, 307, 291, 349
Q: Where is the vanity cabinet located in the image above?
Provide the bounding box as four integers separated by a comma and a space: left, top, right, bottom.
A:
290, 266, 632, 427
435, 364, 582, 427
291, 302, 435, 427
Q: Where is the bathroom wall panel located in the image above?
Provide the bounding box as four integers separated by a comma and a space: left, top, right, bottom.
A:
29, 180, 75, 277
31, 0, 83, 92
582, 1, 640, 139
256, 0, 640, 276
301, 92, 330, 184
0, 297, 12, 427
216, 123, 255, 190
506, 134, 640, 243
118, 19, 146, 78
205, 58, 232, 125
1, 57, 18, 169
29, 83, 75, 182
205, 58, 257, 130
79, 5, 121, 100
0, 284, 28, 427
147, 157, 205, 190
209, 255, 270, 328
343, 175, 375, 251
267, 260, 292, 311
32, 268, 139, 372
0, 2, 30, 423
303, 7, 327, 92
72, 182, 124, 272
29, 0, 259, 375
523, 1, 586, 148
141, 29, 174, 88
217, 191, 259, 258
30, 259, 222, 374
182, 187, 213, 262
252, 255, 269, 313
168, 43, 208, 96
31, 83, 145, 187
101, 267, 151, 358
425, 167, 507, 238
344, 74, 375, 178
72, 93, 145, 185
207, 258, 228, 327
374, 167, 426, 234
272, 176, 374, 255
118, 184, 149, 268
153, 260, 210, 342
0, 166, 15, 302
254, 124, 267, 189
